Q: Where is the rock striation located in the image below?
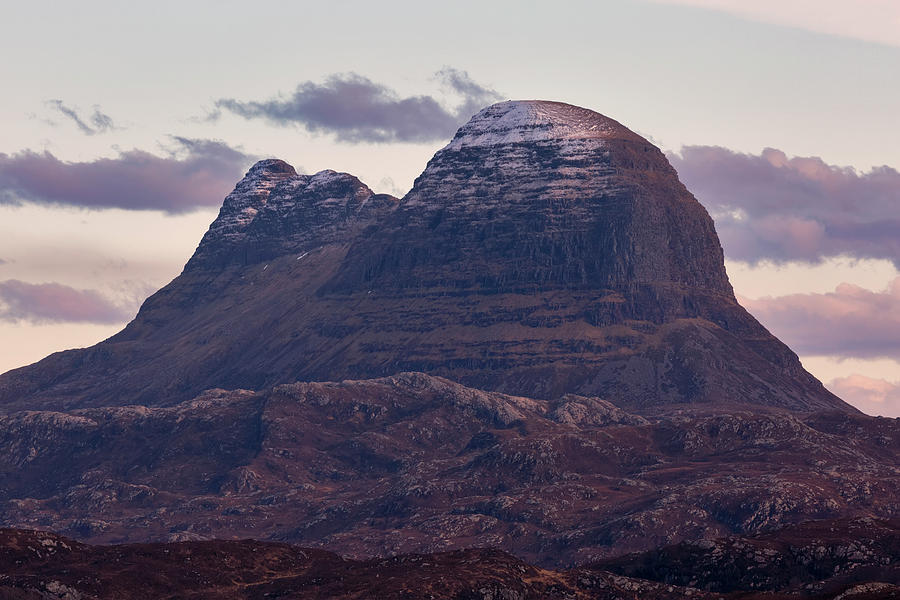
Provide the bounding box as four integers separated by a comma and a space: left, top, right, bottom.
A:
329, 100, 733, 294
0, 100, 848, 414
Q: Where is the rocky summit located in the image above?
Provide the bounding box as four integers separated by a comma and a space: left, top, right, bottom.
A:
0, 100, 846, 414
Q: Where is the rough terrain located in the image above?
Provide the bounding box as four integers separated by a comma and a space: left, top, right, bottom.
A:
2, 373, 896, 567
2, 522, 898, 599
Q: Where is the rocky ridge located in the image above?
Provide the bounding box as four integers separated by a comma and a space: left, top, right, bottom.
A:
1, 373, 896, 567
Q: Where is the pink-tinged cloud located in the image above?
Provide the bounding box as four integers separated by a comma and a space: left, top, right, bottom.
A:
669, 146, 900, 266
741, 277, 900, 360
0, 279, 134, 324
0, 138, 252, 214
646, 0, 900, 48
828, 374, 900, 418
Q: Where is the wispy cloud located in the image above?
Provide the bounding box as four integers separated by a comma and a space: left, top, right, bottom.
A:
741, 277, 900, 361
0, 279, 134, 324
0, 138, 253, 213
212, 68, 503, 143
47, 100, 118, 136
828, 374, 900, 418
670, 146, 900, 267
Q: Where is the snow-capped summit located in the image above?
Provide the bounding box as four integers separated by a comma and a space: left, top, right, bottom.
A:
444, 100, 644, 150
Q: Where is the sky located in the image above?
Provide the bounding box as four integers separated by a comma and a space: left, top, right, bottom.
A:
1, 0, 898, 416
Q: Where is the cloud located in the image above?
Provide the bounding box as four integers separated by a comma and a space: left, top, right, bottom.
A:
0, 138, 253, 213
827, 374, 900, 418
0, 279, 134, 324
213, 68, 502, 143
741, 277, 900, 360
48, 100, 118, 135
376, 176, 406, 198
645, 0, 900, 48
670, 146, 900, 266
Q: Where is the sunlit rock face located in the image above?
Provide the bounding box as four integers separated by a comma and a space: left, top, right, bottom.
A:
0, 100, 848, 414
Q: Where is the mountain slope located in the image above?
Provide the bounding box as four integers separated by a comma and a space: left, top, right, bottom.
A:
0, 100, 849, 414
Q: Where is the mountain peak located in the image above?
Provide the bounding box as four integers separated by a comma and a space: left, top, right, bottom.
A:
305, 168, 360, 189
183, 164, 396, 271
445, 100, 645, 150
247, 158, 297, 177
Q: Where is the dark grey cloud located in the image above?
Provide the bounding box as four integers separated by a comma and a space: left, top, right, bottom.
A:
48, 100, 118, 136
0, 138, 253, 213
741, 277, 900, 360
669, 146, 900, 266
213, 68, 502, 143
0, 279, 133, 324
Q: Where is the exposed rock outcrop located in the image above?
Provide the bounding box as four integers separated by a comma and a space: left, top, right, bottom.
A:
1, 374, 896, 566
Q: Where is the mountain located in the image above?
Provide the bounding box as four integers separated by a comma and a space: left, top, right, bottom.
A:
0, 100, 847, 415
1, 99, 896, 584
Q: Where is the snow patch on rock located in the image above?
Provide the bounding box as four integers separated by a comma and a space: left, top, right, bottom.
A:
444, 100, 637, 150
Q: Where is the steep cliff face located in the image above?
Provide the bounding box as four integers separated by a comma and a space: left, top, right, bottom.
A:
328, 100, 732, 295
0, 101, 848, 414
310, 100, 837, 411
